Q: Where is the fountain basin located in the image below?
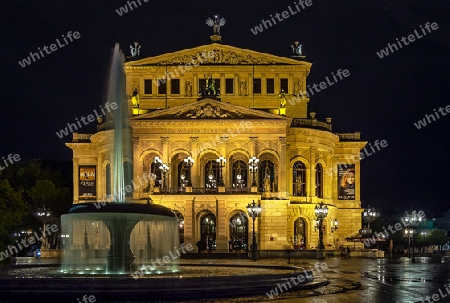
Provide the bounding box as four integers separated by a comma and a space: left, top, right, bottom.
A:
61, 202, 179, 273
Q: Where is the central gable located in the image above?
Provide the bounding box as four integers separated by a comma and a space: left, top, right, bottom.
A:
125, 43, 311, 67
131, 98, 289, 120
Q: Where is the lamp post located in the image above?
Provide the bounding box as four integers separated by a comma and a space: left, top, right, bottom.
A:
37, 207, 51, 249
314, 202, 328, 250
159, 163, 169, 190
183, 156, 194, 187
249, 156, 259, 187
362, 207, 379, 231
403, 210, 424, 262
216, 155, 226, 186
247, 200, 261, 260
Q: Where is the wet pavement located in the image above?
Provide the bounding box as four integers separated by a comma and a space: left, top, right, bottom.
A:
3, 255, 450, 302
209, 255, 450, 303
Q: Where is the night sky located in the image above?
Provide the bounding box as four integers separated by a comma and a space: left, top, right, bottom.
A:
3, 0, 450, 214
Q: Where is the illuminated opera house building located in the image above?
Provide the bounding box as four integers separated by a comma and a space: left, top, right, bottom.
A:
67, 33, 367, 254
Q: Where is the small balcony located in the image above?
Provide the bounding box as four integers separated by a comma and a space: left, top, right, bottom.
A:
290, 118, 332, 131
72, 133, 92, 142
337, 132, 361, 141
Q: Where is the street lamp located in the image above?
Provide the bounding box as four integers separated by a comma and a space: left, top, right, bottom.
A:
37, 207, 51, 249
247, 200, 261, 260
216, 155, 226, 186
403, 210, 424, 262
183, 156, 194, 187
159, 163, 169, 190
249, 156, 259, 187
314, 202, 328, 250
362, 207, 379, 231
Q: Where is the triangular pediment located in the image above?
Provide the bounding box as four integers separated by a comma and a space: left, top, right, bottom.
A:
125, 43, 311, 66
131, 98, 289, 121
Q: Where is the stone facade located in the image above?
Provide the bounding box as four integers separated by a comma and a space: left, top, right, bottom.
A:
66, 43, 366, 252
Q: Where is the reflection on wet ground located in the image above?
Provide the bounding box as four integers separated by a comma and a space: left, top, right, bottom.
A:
209, 256, 450, 303
3, 256, 450, 302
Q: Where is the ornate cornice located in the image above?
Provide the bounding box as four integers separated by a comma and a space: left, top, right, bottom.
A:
124, 43, 312, 67
131, 98, 290, 121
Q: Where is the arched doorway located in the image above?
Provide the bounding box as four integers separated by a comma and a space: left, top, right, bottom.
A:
294, 218, 307, 249
200, 213, 216, 251
229, 212, 248, 251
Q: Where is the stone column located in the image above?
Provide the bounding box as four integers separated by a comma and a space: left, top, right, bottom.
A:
160, 136, 169, 190
325, 152, 333, 199
278, 137, 287, 194
73, 158, 79, 203
184, 198, 194, 252
216, 198, 228, 252
332, 156, 339, 200
97, 154, 103, 201
132, 138, 140, 199
309, 147, 316, 201
190, 137, 199, 187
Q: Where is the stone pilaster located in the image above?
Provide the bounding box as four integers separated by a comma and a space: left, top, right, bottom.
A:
216, 198, 228, 252
309, 147, 316, 201
190, 137, 199, 187
97, 154, 103, 201
259, 199, 288, 250
278, 137, 287, 193
73, 158, 79, 203
183, 198, 195, 251
132, 137, 140, 199
160, 136, 170, 189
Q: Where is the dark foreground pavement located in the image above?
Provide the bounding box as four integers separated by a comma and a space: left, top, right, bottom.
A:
2, 256, 449, 302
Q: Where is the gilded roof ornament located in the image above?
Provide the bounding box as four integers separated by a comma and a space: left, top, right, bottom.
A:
206, 14, 226, 42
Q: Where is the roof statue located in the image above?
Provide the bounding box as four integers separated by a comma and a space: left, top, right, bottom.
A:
130, 42, 141, 57
206, 14, 226, 42
291, 41, 302, 56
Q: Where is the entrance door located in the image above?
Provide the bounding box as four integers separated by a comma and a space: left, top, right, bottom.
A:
229, 212, 248, 251
294, 217, 307, 249
200, 213, 216, 251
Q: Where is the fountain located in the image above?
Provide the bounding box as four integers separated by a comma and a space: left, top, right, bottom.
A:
61, 44, 179, 274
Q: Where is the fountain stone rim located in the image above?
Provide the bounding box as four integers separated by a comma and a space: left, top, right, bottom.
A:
64, 202, 176, 217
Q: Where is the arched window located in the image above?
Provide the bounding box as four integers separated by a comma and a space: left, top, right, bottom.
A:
178, 161, 190, 189
259, 160, 274, 192
150, 162, 162, 187
293, 161, 306, 196
106, 164, 111, 197
204, 160, 219, 190
231, 160, 247, 190
315, 163, 323, 198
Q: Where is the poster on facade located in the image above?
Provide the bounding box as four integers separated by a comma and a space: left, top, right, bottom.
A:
79, 166, 96, 199
338, 164, 355, 200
